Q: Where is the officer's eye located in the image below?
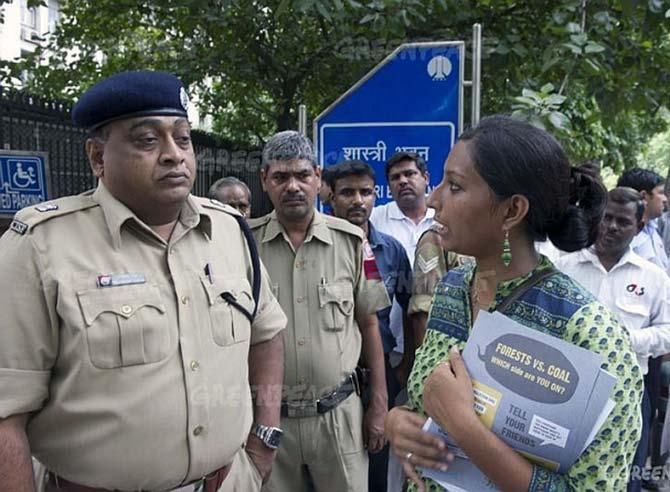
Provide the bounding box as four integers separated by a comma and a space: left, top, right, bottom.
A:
175, 136, 192, 148
137, 137, 158, 147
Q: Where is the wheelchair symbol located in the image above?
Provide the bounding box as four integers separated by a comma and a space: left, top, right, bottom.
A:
11, 162, 37, 189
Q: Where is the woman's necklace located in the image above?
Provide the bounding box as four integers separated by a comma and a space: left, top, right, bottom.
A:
471, 269, 497, 311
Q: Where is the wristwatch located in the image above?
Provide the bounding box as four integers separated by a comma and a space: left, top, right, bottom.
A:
252, 423, 283, 450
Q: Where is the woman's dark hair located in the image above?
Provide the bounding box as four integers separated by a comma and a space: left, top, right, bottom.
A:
459, 115, 606, 252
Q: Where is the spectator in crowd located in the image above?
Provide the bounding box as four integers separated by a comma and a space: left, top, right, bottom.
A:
208, 176, 252, 218
371, 151, 434, 263
0, 71, 286, 492
319, 165, 335, 208
250, 131, 390, 492
617, 168, 669, 271
556, 187, 670, 492
329, 159, 412, 492
385, 115, 642, 491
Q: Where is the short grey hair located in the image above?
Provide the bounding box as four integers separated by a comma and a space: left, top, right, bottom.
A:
208, 176, 251, 200
262, 130, 316, 169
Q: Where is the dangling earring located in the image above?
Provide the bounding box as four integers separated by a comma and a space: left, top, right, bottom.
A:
501, 230, 512, 267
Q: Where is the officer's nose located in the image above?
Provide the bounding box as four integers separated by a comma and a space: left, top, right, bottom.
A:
159, 136, 185, 166
285, 176, 300, 192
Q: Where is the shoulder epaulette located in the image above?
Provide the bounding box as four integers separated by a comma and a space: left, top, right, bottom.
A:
324, 215, 365, 240
247, 214, 272, 230
417, 227, 440, 244
195, 197, 243, 218
10, 194, 98, 235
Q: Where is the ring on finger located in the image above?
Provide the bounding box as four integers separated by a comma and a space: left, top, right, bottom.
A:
405, 451, 413, 462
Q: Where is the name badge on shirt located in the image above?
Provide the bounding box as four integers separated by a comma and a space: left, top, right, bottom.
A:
97, 273, 146, 288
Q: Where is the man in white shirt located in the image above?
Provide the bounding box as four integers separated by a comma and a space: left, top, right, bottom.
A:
617, 168, 669, 272
370, 152, 435, 263
556, 187, 670, 492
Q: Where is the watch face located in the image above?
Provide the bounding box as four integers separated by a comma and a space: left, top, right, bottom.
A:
267, 428, 283, 449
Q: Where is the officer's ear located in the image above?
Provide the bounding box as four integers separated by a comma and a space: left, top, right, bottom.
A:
260, 166, 269, 192
86, 138, 105, 178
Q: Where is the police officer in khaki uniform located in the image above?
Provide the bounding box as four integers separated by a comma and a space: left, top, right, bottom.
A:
409, 223, 465, 348
249, 131, 390, 492
0, 71, 286, 492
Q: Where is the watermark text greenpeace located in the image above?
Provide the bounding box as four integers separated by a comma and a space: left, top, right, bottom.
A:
628, 464, 670, 482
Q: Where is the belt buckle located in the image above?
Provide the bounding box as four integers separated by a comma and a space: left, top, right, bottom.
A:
286, 399, 318, 418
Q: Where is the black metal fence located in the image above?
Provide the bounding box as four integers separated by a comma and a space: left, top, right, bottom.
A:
0, 89, 272, 217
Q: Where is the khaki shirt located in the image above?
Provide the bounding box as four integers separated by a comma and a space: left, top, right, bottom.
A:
408, 226, 465, 315
0, 182, 286, 490
249, 211, 389, 400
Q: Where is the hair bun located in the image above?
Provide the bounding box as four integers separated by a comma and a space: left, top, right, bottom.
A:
547, 167, 606, 252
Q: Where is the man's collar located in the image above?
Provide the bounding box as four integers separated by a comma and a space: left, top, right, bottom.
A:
387, 200, 435, 221
260, 209, 332, 246
585, 245, 639, 270
92, 181, 210, 248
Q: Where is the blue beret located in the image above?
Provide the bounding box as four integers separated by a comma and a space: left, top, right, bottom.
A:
72, 70, 189, 129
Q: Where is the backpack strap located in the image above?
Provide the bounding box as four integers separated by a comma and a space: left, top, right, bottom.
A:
495, 267, 558, 314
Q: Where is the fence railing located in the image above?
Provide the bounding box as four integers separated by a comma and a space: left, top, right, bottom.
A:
0, 89, 272, 216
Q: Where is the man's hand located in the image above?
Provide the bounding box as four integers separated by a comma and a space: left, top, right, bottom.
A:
245, 435, 277, 482
363, 400, 387, 454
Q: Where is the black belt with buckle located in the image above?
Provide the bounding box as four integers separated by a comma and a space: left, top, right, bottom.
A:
281, 372, 359, 418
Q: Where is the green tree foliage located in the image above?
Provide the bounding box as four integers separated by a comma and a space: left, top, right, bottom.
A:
2, 0, 669, 168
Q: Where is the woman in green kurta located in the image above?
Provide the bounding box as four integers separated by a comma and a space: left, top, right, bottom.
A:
385, 116, 643, 491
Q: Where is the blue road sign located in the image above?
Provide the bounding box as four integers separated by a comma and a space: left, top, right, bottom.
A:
0, 151, 49, 217
314, 42, 464, 205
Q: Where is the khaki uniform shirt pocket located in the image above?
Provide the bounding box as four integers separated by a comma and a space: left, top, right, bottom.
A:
77, 284, 169, 369
201, 276, 253, 346
318, 281, 354, 332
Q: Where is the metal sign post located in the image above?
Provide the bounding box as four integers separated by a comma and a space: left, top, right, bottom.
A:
0, 150, 50, 217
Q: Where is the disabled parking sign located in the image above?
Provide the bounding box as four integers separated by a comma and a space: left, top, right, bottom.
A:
0, 151, 49, 217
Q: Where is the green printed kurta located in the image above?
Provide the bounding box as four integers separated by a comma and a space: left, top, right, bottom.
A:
407, 257, 643, 491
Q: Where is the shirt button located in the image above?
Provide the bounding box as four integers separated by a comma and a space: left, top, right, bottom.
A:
295, 260, 304, 269
181, 296, 190, 305
170, 248, 177, 254
190, 360, 200, 372
193, 425, 204, 436
120, 305, 132, 315
298, 339, 305, 346
296, 296, 304, 303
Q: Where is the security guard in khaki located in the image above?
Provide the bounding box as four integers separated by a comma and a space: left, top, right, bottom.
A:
409, 224, 466, 347
0, 71, 286, 492
250, 131, 390, 492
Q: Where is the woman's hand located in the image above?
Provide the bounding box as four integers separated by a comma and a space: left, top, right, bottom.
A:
423, 346, 478, 442
385, 406, 453, 491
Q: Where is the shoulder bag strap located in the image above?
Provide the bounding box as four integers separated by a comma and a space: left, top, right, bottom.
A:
495, 266, 558, 314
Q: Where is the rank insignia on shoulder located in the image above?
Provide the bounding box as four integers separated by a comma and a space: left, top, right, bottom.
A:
10, 219, 28, 235
97, 272, 147, 288
35, 203, 59, 212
